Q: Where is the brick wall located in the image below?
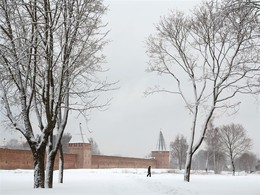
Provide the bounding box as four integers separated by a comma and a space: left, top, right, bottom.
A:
67, 143, 91, 168
91, 155, 157, 169
0, 148, 77, 170
0, 147, 170, 170
0, 148, 33, 169
151, 151, 170, 168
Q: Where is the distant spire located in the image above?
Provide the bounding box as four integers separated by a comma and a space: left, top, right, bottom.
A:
79, 123, 85, 143
69, 123, 89, 144
156, 130, 166, 151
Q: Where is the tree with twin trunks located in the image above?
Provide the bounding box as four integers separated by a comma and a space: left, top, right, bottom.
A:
0, 0, 112, 188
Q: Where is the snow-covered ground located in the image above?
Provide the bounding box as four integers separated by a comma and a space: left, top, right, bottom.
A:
0, 169, 259, 195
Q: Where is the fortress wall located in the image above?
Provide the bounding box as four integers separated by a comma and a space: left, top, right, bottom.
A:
0, 148, 77, 170
0, 148, 33, 169
91, 155, 157, 169
67, 143, 92, 168
0, 147, 169, 170
151, 151, 170, 169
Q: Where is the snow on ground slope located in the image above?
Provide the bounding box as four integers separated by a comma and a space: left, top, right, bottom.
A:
0, 169, 259, 195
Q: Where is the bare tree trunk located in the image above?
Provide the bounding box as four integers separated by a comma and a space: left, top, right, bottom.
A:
45, 152, 56, 188
231, 159, 236, 176
179, 154, 182, 170
184, 100, 199, 182
206, 150, 209, 172
33, 149, 45, 188
58, 145, 64, 183
184, 151, 193, 182
45, 133, 56, 188
213, 151, 217, 174
230, 154, 236, 176
178, 159, 182, 170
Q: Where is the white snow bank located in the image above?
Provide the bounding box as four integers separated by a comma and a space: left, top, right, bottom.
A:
0, 169, 259, 195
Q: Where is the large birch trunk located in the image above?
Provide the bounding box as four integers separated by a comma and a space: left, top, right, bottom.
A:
45, 151, 56, 188
33, 150, 45, 188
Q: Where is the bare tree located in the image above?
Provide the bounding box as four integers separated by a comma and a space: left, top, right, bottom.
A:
218, 123, 252, 175
205, 120, 225, 174
0, 0, 112, 188
192, 150, 208, 170
170, 134, 188, 170
59, 133, 72, 153
237, 152, 257, 173
146, 0, 260, 182
88, 137, 101, 155
192, 149, 226, 172
4, 138, 30, 150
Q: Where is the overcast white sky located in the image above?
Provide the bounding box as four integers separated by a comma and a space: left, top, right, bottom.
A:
1, 0, 259, 158
84, 0, 260, 158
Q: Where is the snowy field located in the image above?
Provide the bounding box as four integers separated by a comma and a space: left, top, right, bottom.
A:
0, 169, 259, 195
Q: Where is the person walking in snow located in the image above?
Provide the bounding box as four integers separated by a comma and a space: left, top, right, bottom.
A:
147, 166, 151, 177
